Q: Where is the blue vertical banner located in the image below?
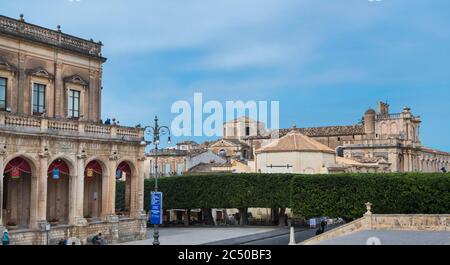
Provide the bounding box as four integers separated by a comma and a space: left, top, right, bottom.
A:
150, 192, 163, 225
52, 168, 60, 180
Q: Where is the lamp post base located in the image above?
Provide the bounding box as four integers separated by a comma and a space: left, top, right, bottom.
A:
152, 224, 160, 245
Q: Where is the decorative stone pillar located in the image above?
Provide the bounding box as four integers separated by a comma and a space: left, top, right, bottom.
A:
105, 152, 119, 220
54, 62, 64, 118
37, 151, 49, 223
88, 70, 95, 122
133, 156, 146, 219
17, 53, 26, 114
72, 151, 87, 226
0, 151, 5, 230
29, 174, 40, 230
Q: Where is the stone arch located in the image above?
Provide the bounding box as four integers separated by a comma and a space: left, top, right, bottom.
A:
115, 159, 138, 217
335, 146, 344, 157
218, 149, 227, 157
46, 157, 75, 225
83, 158, 109, 220
2, 154, 38, 229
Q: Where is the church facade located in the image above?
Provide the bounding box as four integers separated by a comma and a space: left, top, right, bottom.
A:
220, 102, 450, 173
0, 14, 146, 244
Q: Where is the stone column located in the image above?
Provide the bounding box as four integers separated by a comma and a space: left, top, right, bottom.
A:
17, 53, 26, 114
388, 151, 398, 172
133, 157, 145, 219
0, 154, 5, 230
72, 154, 87, 226
103, 157, 119, 243
101, 166, 109, 220
54, 62, 64, 118
88, 70, 95, 122
37, 153, 49, 224
105, 157, 117, 219
29, 174, 40, 230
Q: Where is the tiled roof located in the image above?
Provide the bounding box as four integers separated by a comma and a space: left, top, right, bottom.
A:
256, 131, 335, 154
176, 140, 198, 146
187, 163, 232, 173
277, 125, 365, 137
147, 149, 187, 156
187, 149, 209, 157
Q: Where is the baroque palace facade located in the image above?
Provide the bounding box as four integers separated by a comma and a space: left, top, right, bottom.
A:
0, 15, 146, 244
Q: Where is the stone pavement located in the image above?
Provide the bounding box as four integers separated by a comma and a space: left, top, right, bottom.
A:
120, 226, 280, 245
317, 230, 450, 245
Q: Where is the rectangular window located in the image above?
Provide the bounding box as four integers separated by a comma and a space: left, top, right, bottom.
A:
0, 77, 6, 110
177, 163, 183, 176
245, 126, 250, 136
68, 89, 81, 118
33, 83, 46, 114
164, 164, 171, 176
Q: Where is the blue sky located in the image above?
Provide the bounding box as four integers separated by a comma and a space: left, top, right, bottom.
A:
2, 0, 450, 150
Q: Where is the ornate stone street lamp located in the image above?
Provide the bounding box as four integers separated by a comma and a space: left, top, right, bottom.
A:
144, 116, 171, 245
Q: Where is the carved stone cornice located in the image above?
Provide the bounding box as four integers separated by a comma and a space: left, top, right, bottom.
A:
137, 156, 146, 161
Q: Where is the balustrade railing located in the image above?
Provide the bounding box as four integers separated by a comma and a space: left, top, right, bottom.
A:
0, 15, 102, 58
0, 112, 143, 141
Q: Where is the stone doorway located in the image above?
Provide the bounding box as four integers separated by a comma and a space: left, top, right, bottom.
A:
2, 157, 32, 229
115, 161, 132, 217
84, 160, 103, 220
47, 159, 70, 225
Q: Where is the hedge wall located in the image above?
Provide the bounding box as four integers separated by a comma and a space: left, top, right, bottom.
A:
290, 173, 450, 220
142, 174, 294, 211
115, 173, 450, 220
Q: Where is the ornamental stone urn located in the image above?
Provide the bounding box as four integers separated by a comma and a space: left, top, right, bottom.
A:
365, 202, 373, 215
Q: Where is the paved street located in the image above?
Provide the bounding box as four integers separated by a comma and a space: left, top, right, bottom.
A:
120, 225, 339, 245
121, 226, 280, 245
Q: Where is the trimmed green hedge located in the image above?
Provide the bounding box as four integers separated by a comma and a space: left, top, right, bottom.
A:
142, 174, 294, 210
115, 173, 450, 219
290, 173, 450, 219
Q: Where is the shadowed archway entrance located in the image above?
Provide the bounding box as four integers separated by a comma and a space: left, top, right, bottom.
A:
3, 157, 32, 228
115, 161, 132, 217
47, 159, 70, 224
84, 160, 103, 220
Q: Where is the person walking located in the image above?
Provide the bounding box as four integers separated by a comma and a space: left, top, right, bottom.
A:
2, 229, 10, 245
320, 219, 327, 233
